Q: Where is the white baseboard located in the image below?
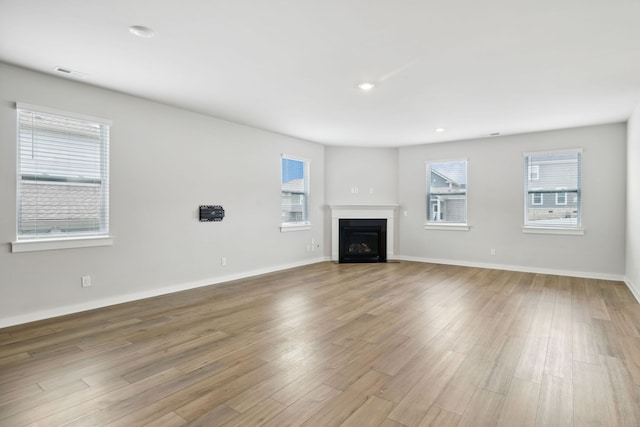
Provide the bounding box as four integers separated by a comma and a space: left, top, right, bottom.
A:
394, 255, 626, 282
0, 256, 329, 329
2, 255, 632, 329
625, 277, 640, 304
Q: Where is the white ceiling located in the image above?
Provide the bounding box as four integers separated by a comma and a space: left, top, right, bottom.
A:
1, 0, 640, 147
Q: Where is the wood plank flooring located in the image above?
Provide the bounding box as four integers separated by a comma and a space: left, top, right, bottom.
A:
1, 261, 640, 426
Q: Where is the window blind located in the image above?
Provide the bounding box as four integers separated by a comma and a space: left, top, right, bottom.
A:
17, 104, 110, 239
524, 149, 581, 229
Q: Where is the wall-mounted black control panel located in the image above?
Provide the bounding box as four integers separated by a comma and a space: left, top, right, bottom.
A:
199, 205, 225, 222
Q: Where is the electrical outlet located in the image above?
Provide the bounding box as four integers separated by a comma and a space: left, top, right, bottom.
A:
221, 257, 227, 266
490, 249, 496, 256
81, 275, 91, 287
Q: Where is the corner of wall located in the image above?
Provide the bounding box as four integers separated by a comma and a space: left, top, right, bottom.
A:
625, 277, 640, 304
626, 101, 640, 298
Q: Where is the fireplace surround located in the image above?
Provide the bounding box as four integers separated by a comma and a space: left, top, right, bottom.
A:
329, 204, 398, 262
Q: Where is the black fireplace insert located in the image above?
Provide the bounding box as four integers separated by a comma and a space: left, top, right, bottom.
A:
339, 218, 387, 263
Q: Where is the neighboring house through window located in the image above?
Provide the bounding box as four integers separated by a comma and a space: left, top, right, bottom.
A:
281, 155, 310, 231
426, 159, 467, 225
16, 104, 110, 241
524, 149, 581, 230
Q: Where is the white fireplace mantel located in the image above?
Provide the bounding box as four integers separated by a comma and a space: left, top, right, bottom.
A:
329, 204, 399, 262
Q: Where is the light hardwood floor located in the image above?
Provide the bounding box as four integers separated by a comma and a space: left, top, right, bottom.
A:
1, 261, 640, 426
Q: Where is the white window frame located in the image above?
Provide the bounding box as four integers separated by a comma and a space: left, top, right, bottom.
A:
280, 154, 310, 232
523, 149, 583, 235
11, 103, 113, 252
425, 159, 469, 231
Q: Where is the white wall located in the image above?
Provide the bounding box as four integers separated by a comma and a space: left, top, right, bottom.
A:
0, 62, 632, 327
0, 63, 325, 326
397, 124, 627, 278
324, 146, 398, 205
324, 146, 399, 255
627, 103, 640, 297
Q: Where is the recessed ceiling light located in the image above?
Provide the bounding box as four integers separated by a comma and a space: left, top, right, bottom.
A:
129, 25, 155, 38
357, 82, 375, 91
435, 128, 445, 133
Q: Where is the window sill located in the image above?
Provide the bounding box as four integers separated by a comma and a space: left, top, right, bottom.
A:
280, 223, 311, 233
522, 226, 584, 236
11, 236, 114, 253
424, 223, 470, 231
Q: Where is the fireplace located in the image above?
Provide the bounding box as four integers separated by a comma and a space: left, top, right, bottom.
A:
329, 204, 398, 262
339, 218, 387, 263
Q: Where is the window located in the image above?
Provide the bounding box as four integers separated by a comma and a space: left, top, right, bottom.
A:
426, 160, 467, 225
524, 149, 581, 230
16, 104, 110, 241
528, 165, 540, 181
281, 155, 309, 231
